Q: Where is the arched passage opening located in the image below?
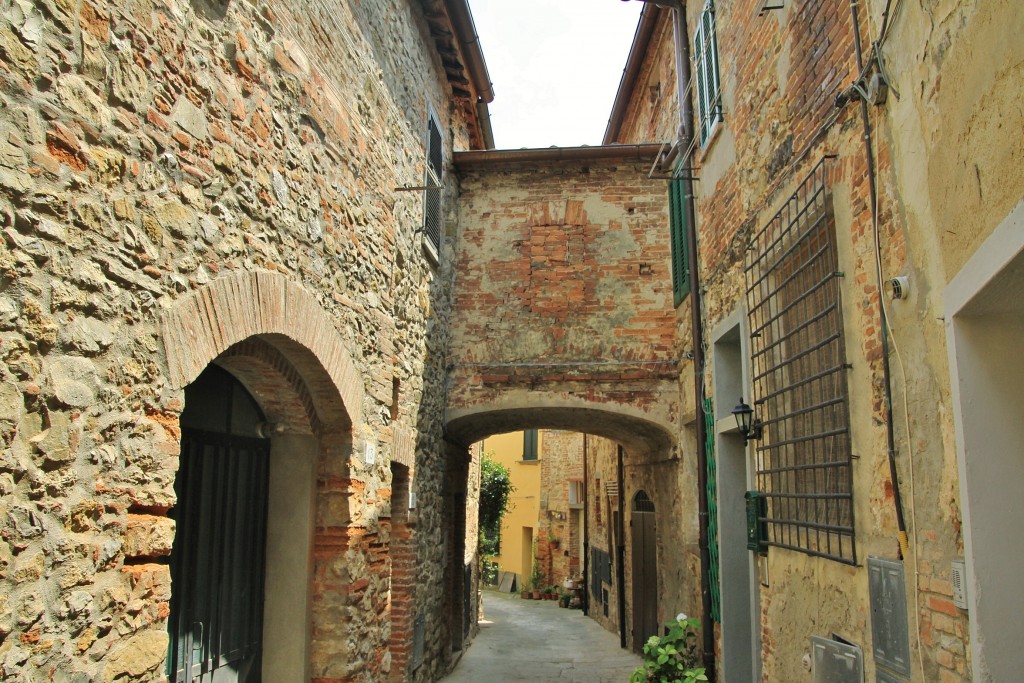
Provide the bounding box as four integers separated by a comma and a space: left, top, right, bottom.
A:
449, 405, 701, 665
168, 364, 273, 682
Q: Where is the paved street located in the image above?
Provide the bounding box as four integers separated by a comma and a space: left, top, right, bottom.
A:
441, 590, 642, 682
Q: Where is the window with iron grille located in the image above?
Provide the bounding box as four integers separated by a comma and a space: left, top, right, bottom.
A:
743, 158, 856, 565
668, 177, 691, 306
423, 109, 443, 256
694, 0, 723, 146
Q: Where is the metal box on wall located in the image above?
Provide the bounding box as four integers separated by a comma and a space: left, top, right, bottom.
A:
811, 635, 863, 683
745, 490, 767, 553
868, 557, 911, 676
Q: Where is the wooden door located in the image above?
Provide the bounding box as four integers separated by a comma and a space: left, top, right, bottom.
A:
631, 491, 658, 653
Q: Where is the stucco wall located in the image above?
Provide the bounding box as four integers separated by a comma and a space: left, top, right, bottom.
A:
480, 430, 541, 584
604, 0, 1016, 680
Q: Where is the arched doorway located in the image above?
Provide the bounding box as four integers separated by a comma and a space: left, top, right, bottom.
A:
168, 364, 271, 682
160, 273, 368, 682
631, 490, 658, 652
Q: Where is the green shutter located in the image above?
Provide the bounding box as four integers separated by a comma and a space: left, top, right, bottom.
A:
523, 429, 538, 461
694, 21, 708, 144
669, 177, 691, 306
704, 397, 721, 623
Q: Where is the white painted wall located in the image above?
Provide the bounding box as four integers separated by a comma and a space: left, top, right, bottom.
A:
262, 434, 318, 683
712, 309, 761, 683
946, 200, 1024, 683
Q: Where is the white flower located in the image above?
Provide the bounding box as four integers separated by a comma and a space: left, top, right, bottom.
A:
676, 612, 688, 622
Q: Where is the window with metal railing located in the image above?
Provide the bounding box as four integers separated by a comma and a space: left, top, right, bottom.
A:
743, 157, 856, 565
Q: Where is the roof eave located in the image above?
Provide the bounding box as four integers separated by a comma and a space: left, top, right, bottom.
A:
602, 5, 664, 145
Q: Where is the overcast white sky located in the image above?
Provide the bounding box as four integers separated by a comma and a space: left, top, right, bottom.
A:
468, 0, 643, 149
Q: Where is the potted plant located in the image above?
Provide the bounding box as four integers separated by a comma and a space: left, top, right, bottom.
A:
530, 564, 544, 600
630, 614, 707, 683
548, 530, 561, 550
558, 591, 571, 608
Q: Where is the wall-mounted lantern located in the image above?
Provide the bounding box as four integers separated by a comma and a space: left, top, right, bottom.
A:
731, 398, 763, 444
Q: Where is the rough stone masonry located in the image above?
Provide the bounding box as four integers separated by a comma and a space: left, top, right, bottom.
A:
0, 0, 478, 680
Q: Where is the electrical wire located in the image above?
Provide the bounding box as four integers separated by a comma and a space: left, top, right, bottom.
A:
869, 83, 929, 683
857, 0, 928, 677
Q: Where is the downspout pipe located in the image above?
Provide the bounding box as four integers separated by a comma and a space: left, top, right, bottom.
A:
617, 446, 628, 650
674, 5, 717, 681
582, 434, 590, 615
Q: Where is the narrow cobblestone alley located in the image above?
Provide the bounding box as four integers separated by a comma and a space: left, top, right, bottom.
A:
441, 590, 642, 682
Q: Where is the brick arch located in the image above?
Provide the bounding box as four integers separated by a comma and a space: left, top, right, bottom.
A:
445, 399, 677, 458
160, 271, 370, 681
216, 336, 353, 437
161, 269, 364, 430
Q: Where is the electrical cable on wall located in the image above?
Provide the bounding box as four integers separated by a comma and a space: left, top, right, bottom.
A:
849, 0, 928, 679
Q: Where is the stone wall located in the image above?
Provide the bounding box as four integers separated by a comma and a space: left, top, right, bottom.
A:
536, 430, 582, 587
583, 434, 620, 635
0, 0, 472, 680
864, 3, 1024, 680
447, 152, 682, 457
606, 7, 679, 147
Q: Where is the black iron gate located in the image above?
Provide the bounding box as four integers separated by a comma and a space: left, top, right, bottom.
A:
168, 366, 271, 683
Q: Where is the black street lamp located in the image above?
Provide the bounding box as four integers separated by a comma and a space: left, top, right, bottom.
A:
731, 398, 763, 443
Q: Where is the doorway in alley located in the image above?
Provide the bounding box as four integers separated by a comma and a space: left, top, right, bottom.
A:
168, 364, 270, 683
631, 490, 658, 652
945, 210, 1024, 682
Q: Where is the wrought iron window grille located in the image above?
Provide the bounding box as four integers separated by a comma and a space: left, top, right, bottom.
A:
743, 157, 857, 565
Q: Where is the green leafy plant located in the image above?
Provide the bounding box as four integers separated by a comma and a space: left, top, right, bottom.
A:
529, 558, 545, 591
481, 558, 499, 586
478, 452, 514, 557
629, 615, 708, 683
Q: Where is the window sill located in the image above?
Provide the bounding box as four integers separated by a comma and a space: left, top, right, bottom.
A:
697, 118, 725, 163
421, 234, 440, 268
517, 459, 540, 465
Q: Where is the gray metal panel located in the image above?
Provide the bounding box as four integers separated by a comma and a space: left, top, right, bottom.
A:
877, 666, 908, 683
811, 635, 863, 683
868, 557, 912, 675
412, 614, 425, 670
951, 559, 967, 609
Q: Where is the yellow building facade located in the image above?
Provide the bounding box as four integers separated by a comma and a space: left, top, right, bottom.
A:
480, 430, 542, 588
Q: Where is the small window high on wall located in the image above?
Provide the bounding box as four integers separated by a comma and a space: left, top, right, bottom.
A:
522, 429, 538, 461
